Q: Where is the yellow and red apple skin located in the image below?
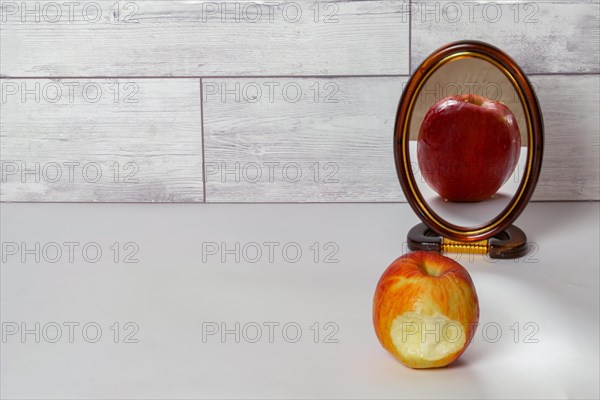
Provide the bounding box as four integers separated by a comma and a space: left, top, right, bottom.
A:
373, 251, 479, 369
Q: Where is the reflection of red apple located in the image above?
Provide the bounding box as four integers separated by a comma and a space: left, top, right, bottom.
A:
373, 251, 479, 369
417, 94, 521, 202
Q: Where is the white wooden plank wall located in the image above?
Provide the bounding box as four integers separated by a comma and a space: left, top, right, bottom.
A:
0, 79, 204, 201
0, 0, 598, 202
0, 0, 409, 76
410, 0, 600, 74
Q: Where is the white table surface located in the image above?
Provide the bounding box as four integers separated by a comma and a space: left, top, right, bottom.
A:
1, 202, 599, 399
409, 142, 529, 228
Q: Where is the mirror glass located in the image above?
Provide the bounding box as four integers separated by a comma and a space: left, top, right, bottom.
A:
408, 57, 528, 229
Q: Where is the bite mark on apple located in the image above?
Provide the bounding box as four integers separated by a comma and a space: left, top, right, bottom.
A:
390, 312, 466, 367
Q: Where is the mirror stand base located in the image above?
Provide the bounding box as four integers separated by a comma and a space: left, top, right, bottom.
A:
407, 223, 528, 259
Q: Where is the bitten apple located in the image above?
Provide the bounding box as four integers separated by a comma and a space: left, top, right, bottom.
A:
417, 94, 521, 202
373, 251, 479, 368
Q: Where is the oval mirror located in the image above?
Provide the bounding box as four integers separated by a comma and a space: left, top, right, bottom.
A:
395, 41, 544, 258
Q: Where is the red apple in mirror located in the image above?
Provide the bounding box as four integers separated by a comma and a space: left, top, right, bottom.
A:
373, 251, 479, 369
417, 94, 521, 202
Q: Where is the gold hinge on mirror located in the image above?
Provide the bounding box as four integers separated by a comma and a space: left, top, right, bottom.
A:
441, 238, 489, 255
407, 224, 528, 259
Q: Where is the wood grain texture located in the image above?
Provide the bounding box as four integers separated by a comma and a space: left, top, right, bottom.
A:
1, 0, 597, 203
203, 77, 407, 202
0, 0, 409, 77
530, 74, 600, 201
0, 79, 203, 202
203, 75, 599, 202
411, 0, 600, 74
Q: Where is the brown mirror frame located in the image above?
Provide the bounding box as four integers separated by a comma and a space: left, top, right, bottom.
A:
395, 41, 544, 242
